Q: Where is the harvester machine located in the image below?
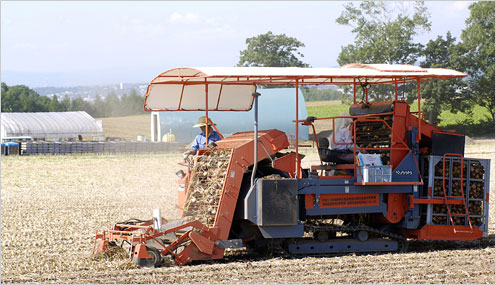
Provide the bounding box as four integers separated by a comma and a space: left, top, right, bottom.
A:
94, 64, 490, 267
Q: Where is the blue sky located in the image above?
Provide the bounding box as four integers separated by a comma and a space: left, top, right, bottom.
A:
1, 1, 474, 87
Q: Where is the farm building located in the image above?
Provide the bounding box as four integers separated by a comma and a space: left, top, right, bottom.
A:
151, 88, 309, 143
1, 111, 104, 141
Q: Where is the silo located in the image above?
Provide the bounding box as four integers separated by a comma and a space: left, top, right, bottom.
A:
157, 88, 309, 144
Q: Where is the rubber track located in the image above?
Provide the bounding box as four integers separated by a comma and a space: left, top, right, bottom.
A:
304, 223, 409, 253
267, 224, 408, 257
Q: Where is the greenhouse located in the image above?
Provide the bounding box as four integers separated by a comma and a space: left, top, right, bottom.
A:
1, 111, 104, 141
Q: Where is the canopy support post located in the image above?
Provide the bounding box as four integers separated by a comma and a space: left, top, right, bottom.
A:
417, 79, 421, 142
205, 79, 209, 145
353, 78, 356, 104
250, 92, 261, 189
394, 78, 398, 101
295, 80, 300, 179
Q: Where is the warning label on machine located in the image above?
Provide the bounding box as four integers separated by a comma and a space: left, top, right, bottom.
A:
319, 194, 379, 208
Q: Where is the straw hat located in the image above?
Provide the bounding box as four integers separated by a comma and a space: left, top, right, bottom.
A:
193, 116, 215, 128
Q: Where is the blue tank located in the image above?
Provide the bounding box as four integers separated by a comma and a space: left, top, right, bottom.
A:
6, 142, 19, 155
158, 88, 309, 144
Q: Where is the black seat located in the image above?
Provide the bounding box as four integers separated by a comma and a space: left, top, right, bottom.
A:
318, 137, 349, 164
349, 102, 394, 116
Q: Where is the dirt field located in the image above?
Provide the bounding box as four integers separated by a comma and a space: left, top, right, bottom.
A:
1, 140, 494, 284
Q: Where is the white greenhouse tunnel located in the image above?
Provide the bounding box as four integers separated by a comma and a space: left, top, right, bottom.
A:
1, 111, 104, 140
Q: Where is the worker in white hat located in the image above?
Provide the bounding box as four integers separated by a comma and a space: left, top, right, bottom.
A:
186, 116, 222, 155
330, 113, 354, 163
332, 113, 353, 151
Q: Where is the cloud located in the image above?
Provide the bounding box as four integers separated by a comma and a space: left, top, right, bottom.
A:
169, 12, 199, 24
167, 13, 237, 38
451, 1, 471, 11
119, 17, 166, 37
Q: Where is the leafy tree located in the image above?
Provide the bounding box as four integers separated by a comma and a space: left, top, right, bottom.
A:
69, 97, 85, 111
0, 82, 146, 118
69, 97, 95, 115
455, 1, 495, 123
1, 83, 19, 112
38, 95, 51, 112
336, 1, 431, 101
127, 89, 146, 115
93, 94, 105, 117
420, 32, 466, 123
48, 95, 63, 112
337, 1, 430, 64
302, 87, 344, 101
238, 31, 309, 67
9, 85, 47, 112
1, 82, 8, 93
103, 91, 120, 117
60, 95, 71, 111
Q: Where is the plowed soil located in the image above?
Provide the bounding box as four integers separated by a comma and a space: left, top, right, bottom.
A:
1, 140, 494, 284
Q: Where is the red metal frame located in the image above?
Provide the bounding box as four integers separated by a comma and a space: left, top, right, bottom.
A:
403, 225, 483, 241
441, 153, 473, 234
205, 79, 209, 145
295, 80, 300, 178
94, 130, 291, 266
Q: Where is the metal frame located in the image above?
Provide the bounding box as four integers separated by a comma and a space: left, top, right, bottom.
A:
144, 65, 466, 179
417, 155, 490, 237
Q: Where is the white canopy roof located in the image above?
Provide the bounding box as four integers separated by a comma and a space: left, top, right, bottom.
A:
144, 64, 466, 111
1, 111, 103, 140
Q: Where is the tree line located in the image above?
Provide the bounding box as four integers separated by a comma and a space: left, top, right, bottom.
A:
237, 1, 494, 132
1, 82, 145, 118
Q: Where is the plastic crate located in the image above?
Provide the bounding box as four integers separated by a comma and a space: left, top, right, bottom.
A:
357, 165, 392, 183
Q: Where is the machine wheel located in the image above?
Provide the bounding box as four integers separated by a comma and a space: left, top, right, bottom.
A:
356, 230, 369, 242
315, 231, 329, 242
132, 246, 162, 267
146, 247, 162, 267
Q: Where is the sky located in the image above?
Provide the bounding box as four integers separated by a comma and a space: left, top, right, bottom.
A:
1, 1, 474, 87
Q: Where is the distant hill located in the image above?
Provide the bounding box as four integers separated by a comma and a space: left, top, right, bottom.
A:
33, 83, 148, 102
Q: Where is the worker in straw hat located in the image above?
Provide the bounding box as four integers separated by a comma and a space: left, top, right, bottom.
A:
185, 116, 222, 156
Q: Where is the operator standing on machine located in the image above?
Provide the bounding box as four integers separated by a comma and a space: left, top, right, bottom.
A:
185, 116, 222, 156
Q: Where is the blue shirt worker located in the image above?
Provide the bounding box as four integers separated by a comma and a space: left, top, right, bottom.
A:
187, 116, 222, 155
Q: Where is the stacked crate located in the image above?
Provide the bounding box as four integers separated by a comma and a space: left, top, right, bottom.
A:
15, 141, 181, 155
354, 115, 393, 165
420, 155, 490, 232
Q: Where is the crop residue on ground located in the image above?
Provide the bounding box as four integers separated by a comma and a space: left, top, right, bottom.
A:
1, 142, 494, 284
